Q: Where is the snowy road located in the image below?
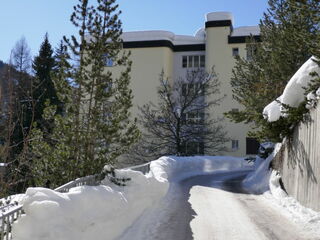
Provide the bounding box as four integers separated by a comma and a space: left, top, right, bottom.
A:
188, 172, 317, 240
119, 170, 318, 240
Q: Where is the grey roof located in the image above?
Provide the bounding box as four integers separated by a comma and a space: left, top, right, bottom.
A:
231, 26, 260, 37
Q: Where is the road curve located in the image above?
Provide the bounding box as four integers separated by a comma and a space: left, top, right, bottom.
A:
118, 170, 317, 240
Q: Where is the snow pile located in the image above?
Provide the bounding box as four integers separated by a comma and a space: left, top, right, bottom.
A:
263, 56, 320, 122
151, 155, 252, 182
12, 156, 252, 240
263, 97, 282, 122
264, 171, 320, 235
0, 194, 25, 206
242, 143, 320, 235
12, 169, 168, 240
242, 143, 282, 193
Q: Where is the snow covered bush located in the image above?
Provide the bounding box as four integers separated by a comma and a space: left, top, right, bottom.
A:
263, 57, 320, 120
12, 169, 168, 240
261, 56, 320, 141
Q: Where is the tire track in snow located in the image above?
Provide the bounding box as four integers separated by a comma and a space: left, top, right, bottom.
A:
118, 170, 317, 240
188, 172, 317, 240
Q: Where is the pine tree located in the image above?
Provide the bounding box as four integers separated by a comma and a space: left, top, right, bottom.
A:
32, 34, 62, 131
30, 0, 140, 188
226, 0, 320, 141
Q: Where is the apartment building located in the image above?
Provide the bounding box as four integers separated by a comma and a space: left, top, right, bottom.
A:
109, 12, 260, 157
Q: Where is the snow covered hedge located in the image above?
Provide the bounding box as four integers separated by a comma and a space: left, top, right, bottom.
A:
12, 156, 249, 240
12, 169, 168, 240
151, 155, 251, 182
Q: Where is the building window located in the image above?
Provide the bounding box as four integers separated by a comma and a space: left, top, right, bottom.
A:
232, 48, 239, 57
231, 140, 239, 150
246, 137, 260, 155
182, 55, 205, 68
182, 141, 204, 155
182, 56, 188, 68
200, 55, 205, 68
181, 110, 205, 124
182, 83, 204, 96
194, 55, 199, 68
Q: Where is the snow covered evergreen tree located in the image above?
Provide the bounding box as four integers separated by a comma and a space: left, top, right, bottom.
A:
130, 68, 228, 162
225, 0, 320, 141
30, 0, 139, 188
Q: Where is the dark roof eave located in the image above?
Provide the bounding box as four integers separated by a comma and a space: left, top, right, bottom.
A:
228, 35, 261, 44
123, 40, 205, 52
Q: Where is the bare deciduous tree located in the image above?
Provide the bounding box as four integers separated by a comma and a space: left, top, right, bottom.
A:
126, 68, 229, 164
11, 36, 32, 74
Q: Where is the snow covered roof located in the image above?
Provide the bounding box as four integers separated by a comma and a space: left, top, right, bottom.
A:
120, 12, 259, 46
206, 12, 234, 24
122, 30, 175, 42
231, 26, 260, 37
121, 30, 205, 45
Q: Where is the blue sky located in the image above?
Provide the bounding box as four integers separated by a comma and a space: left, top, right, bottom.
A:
0, 0, 268, 62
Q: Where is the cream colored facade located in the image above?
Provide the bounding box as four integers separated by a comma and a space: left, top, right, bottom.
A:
109, 12, 260, 157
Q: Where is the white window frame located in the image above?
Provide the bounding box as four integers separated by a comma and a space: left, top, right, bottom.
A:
232, 48, 239, 57
182, 83, 204, 96
231, 140, 239, 150
182, 110, 205, 124
182, 55, 205, 68
182, 141, 204, 155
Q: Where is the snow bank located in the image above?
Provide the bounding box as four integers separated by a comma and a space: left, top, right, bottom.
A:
263, 171, 320, 235
11, 151, 320, 239
151, 155, 252, 182
0, 194, 25, 206
263, 57, 320, 122
12, 156, 251, 240
242, 143, 282, 193
12, 170, 168, 240
242, 143, 320, 235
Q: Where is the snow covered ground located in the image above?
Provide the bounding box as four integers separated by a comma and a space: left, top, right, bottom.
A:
9, 154, 320, 239
11, 156, 250, 240
241, 143, 320, 237
189, 175, 316, 240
